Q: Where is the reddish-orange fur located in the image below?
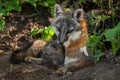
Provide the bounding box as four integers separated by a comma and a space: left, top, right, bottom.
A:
52, 4, 93, 73
66, 17, 88, 58
56, 16, 93, 74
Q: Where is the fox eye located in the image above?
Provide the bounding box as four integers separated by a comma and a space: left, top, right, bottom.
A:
57, 26, 62, 32
55, 25, 60, 30
67, 30, 71, 34
56, 25, 59, 28
69, 29, 74, 33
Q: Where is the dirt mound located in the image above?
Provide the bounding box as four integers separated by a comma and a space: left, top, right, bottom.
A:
0, 54, 120, 80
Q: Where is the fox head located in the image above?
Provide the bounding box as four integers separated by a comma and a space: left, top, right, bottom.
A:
41, 40, 65, 69
51, 4, 83, 45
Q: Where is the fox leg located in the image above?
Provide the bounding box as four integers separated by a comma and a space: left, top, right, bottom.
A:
25, 56, 43, 64
56, 61, 82, 74
80, 46, 89, 56
56, 57, 93, 74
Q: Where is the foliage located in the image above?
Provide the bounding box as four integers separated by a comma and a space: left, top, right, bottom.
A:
25, 0, 56, 15
104, 22, 120, 55
30, 26, 55, 41
0, 0, 21, 18
90, 13, 110, 28
86, 0, 119, 62
25, 0, 37, 7
0, 20, 5, 32
87, 13, 110, 62
0, 0, 56, 32
87, 32, 105, 62
37, 0, 56, 15
79, 0, 87, 3
0, 0, 21, 31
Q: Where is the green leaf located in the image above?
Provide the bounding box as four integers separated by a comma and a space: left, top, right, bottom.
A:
48, 28, 54, 35
111, 40, 120, 54
66, 8, 71, 12
5, 0, 21, 12
41, 1, 49, 7
42, 34, 51, 41
0, 9, 7, 18
13, 0, 21, 11
0, 1, 2, 9
30, 26, 55, 41
25, 0, 36, 7
41, 26, 55, 41
46, 0, 56, 6
79, 0, 86, 3
0, 20, 5, 31
104, 22, 120, 40
104, 22, 120, 54
114, 22, 120, 37
30, 29, 43, 36
47, 26, 54, 35
101, 14, 110, 22
94, 50, 104, 62
104, 29, 115, 40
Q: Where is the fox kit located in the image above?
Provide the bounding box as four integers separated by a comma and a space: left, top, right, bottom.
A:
40, 40, 65, 69
24, 40, 65, 69
10, 40, 46, 64
10, 40, 65, 69
51, 4, 93, 73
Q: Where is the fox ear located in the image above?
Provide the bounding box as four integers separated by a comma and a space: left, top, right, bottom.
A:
73, 9, 83, 21
54, 4, 63, 17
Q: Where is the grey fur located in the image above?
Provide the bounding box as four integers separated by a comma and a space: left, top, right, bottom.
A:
41, 40, 65, 69
52, 4, 83, 44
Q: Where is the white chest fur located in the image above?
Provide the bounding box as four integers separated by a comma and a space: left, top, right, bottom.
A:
64, 46, 88, 65
64, 31, 82, 47
64, 57, 78, 65
69, 31, 82, 41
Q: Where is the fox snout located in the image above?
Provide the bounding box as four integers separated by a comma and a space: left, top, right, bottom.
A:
58, 35, 68, 45
58, 36, 64, 45
58, 29, 68, 45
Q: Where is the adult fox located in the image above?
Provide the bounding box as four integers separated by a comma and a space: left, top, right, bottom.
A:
51, 4, 93, 73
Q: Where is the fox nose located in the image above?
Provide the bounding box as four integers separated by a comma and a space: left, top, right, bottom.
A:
59, 41, 63, 45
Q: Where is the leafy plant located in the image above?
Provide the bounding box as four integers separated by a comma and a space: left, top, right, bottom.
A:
0, 20, 5, 32
87, 32, 105, 62
0, 0, 21, 18
0, 0, 21, 31
86, 0, 119, 62
89, 13, 110, 30
25, 0, 37, 7
94, 50, 104, 63
79, 0, 87, 3
104, 22, 120, 55
30, 26, 55, 41
37, 0, 56, 15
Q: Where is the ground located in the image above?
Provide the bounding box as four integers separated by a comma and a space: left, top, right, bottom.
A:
0, 3, 120, 80
0, 53, 120, 80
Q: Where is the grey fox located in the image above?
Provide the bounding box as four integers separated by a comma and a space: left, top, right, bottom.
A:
51, 4, 93, 73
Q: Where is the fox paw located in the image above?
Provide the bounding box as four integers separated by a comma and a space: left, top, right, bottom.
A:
25, 56, 33, 62
55, 67, 72, 76
56, 67, 67, 74
25, 57, 43, 65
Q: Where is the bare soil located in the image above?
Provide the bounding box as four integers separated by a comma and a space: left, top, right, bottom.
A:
0, 3, 120, 80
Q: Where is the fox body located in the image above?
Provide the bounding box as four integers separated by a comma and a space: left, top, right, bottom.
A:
51, 4, 93, 73
40, 40, 65, 69
10, 40, 65, 69
10, 40, 46, 64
